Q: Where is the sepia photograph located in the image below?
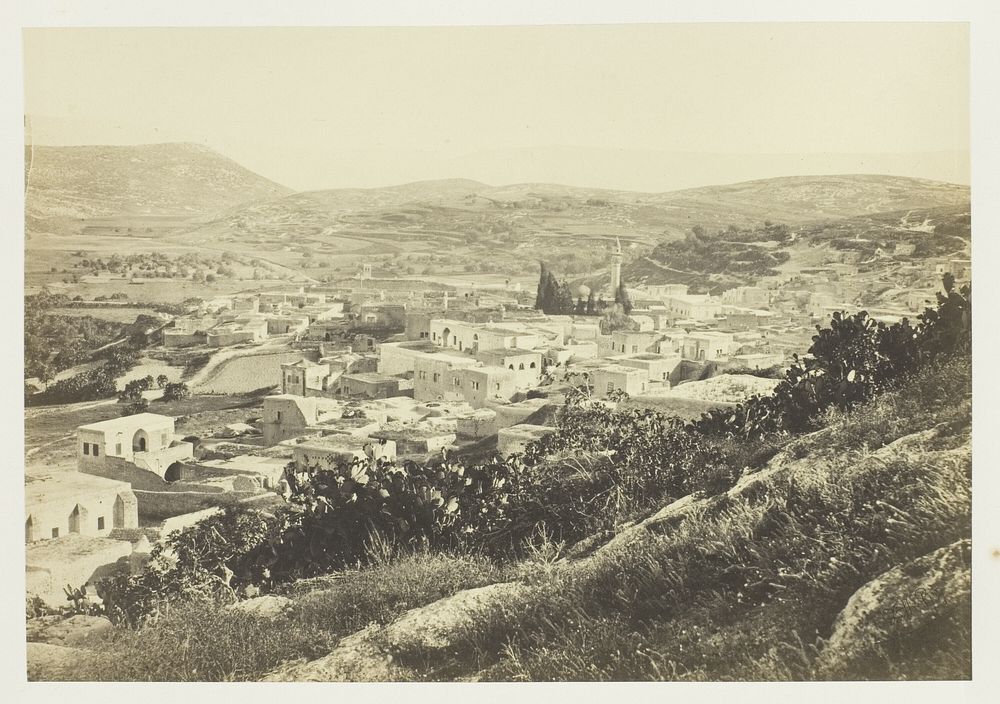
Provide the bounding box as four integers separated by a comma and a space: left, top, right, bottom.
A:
8, 2, 996, 696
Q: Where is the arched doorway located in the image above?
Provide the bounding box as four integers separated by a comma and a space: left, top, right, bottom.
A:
133, 429, 148, 453
165, 462, 184, 482
442, 327, 451, 346
69, 504, 87, 534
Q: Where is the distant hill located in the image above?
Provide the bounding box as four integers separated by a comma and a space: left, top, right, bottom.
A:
184, 173, 969, 246
24, 143, 292, 223
649, 174, 970, 227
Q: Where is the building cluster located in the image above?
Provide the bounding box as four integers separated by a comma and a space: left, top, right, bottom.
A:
30, 238, 967, 607
164, 290, 343, 348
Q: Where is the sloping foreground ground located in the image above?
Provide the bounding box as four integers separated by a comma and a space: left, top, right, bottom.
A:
29, 358, 971, 681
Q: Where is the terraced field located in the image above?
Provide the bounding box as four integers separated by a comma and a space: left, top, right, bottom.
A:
193, 351, 305, 394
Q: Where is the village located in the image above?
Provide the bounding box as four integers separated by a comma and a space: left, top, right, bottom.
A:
23, 234, 972, 609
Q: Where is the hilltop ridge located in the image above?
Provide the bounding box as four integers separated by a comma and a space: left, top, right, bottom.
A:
24, 142, 293, 223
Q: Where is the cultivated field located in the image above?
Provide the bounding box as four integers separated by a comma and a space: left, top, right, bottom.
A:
193, 351, 306, 395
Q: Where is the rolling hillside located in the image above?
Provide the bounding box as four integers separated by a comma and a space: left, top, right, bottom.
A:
180, 173, 970, 248
24, 143, 292, 224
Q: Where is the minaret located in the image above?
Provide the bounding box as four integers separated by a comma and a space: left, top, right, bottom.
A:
611, 237, 623, 292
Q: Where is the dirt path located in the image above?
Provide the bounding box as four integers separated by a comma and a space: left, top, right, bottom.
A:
641, 256, 703, 276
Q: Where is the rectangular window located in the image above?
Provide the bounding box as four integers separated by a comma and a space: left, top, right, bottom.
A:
83, 443, 90, 455
116, 443, 122, 455
607, 382, 615, 393
97, 517, 105, 530
276, 411, 282, 421
93, 445, 99, 457
51, 528, 59, 538
632, 345, 638, 353
433, 373, 440, 382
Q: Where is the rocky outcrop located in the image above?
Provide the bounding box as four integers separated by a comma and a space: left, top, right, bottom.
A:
261, 424, 968, 682
27, 642, 104, 681
264, 582, 524, 681
814, 539, 972, 679
226, 595, 292, 618
26, 614, 114, 648
382, 582, 525, 652
264, 626, 404, 682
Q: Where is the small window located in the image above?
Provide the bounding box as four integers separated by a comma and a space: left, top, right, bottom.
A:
93, 444, 99, 457
276, 410, 282, 421
51, 528, 59, 538
83, 443, 90, 456
607, 382, 615, 393
433, 373, 440, 382
518, 363, 525, 370
495, 383, 501, 391
632, 345, 638, 353
116, 442, 122, 455
530, 362, 536, 369
97, 517, 105, 530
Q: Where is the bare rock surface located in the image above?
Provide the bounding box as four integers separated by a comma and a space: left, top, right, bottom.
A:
26, 614, 114, 648
263, 627, 404, 682
383, 582, 525, 652
815, 539, 971, 679
226, 594, 293, 618
265, 582, 525, 681
27, 642, 103, 681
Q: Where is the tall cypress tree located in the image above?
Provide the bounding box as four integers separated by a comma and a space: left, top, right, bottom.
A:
535, 261, 548, 310
615, 280, 633, 315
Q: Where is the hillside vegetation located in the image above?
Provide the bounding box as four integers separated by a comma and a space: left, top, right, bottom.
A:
184, 173, 969, 249
28, 280, 972, 682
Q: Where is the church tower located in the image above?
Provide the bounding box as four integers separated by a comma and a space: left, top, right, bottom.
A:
610, 237, 623, 292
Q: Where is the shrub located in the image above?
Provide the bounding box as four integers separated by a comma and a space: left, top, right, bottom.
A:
695, 277, 970, 440
162, 382, 191, 401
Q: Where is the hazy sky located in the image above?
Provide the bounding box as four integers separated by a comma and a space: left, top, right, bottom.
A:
23, 24, 969, 192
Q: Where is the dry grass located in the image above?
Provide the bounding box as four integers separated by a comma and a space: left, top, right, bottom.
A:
65, 548, 499, 681
53, 357, 972, 682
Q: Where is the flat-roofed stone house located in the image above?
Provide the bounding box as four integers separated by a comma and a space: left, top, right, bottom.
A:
25, 473, 138, 543
76, 413, 193, 481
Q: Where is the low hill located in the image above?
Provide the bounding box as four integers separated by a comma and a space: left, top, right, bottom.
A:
176, 174, 969, 263
651, 174, 969, 227
24, 143, 292, 223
